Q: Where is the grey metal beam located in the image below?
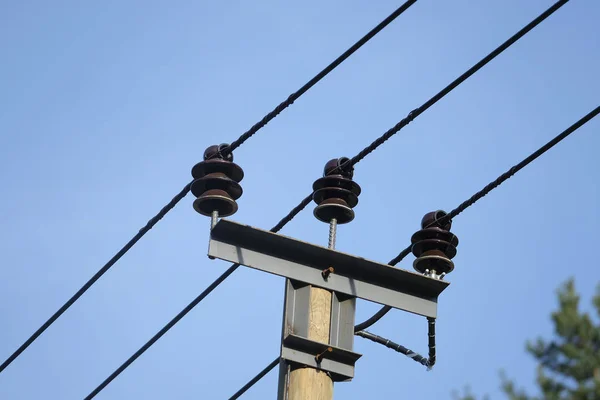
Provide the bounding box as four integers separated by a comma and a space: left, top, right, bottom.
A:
281, 334, 361, 381
208, 219, 449, 318
330, 292, 355, 351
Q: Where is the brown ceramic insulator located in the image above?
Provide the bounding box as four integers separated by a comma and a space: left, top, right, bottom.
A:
313, 187, 359, 208
413, 253, 455, 275
312, 176, 361, 196
314, 198, 355, 224
411, 228, 459, 251
191, 144, 245, 217
191, 159, 244, 183
411, 226, 459, 259
190, 172, 243, 200
312, 157, 361, 224
411, 210, 459, 275
412, 239, 457, 259
193, 189, 238, 217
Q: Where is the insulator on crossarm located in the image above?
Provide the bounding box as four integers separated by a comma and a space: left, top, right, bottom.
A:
312, 157, 361, 225
411, 210, 459, 278
191, 143, 244, 218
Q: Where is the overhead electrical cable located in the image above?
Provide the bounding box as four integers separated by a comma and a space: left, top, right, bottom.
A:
235, 105, 600, 392
0, 183, 190, 375
228, 357, 280, 400
0, 0, 417, 375
75, 3, 427, 396
355, 104, 600, 332
225, 0, 418, 154
85, 0, 570, 396
336, 0, 569, 173
82, 195, 314, 400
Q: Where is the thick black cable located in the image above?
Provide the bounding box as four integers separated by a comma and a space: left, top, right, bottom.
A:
83, 195, 313, 399
82, 2, 422, 394
270, 194, 314, 233
331, 0, 569, 175
84, 263, 239, 400
355, 105, 600, 332
356, 318, 436, 369
1, 2, 417, 377
226, 0, 418, 154
83, 1, 572, 394
354, 304, 394, 333
444, 105, 600, 222
228, 357, 280, 400
240, 321, 435, 395
352, 0, 570, 332
352, 248, 414, 333
0, 182, 191, 374
92, 105, 598, 400
246, 308, 435, 394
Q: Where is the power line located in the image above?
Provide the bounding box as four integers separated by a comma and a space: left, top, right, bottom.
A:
246, 103, 598, 383
443, 106, 600, 222
80, 3, 429, 395
83, 195, 313, 400
83, 263, 240, 400
0, 182, 190, 374
85, 182, 365, 397
355, 104, 600, 332
226, 0, 418, 154
83, 1, 572, 395
353, 0, 571, 332
228, 357, 280, 400
0, 0, 417, 376
336, 0, 569, 173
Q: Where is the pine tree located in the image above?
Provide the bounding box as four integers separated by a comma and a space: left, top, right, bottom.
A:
454, 279, 600, 400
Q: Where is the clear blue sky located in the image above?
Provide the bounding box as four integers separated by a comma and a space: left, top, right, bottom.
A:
1, 1, 599, 399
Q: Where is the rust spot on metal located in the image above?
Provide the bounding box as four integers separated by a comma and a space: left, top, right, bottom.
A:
314, 347, 333, 363
321, 267, 334, 279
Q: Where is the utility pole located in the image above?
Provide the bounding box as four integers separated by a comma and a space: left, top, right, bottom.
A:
283, 285, 334, 400
200, 149, 454, 399
278, 157, 358, 400
280, 215, 340, 400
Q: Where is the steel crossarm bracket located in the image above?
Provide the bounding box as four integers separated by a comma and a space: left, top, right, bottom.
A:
208, 219, 449, 318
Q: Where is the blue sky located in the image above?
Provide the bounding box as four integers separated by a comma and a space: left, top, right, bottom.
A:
0, 1, 599, 399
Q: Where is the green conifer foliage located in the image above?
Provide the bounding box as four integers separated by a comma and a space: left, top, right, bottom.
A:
454, 279, 600, 400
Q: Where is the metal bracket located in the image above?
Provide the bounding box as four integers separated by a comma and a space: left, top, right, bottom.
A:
207, 219, 451, 381
280, 279, 360, 381
281, 335, 361, 382
208, 219, 449, 318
